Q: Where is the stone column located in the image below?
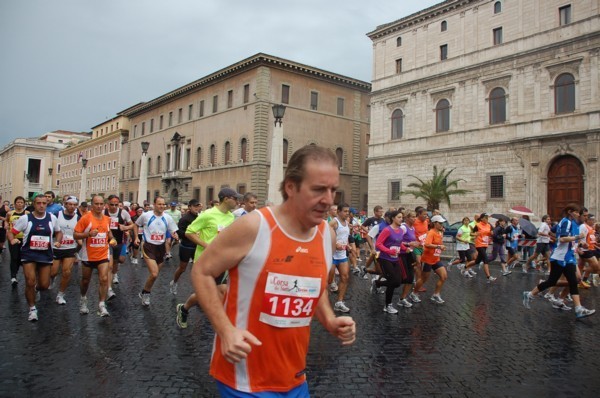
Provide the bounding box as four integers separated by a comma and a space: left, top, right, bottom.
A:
79, 165, 87, 201
267, 123, 283, 206
169, 145, 175, 171
138, 151, 149, 204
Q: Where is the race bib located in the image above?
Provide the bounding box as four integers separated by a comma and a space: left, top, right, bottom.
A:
418, 233, 427, 244
61, 235, 75, 246
30, 235, 50, 250
110, 217, 119, 230
389, 246, 400, 258
482, 236, 490, 244
90, 232, 107, 248
150, 233, 165, 243
259, 272, 321, 328
434, 248, 442, 257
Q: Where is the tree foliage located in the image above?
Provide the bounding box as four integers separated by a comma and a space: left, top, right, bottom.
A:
402, 166, 469, 211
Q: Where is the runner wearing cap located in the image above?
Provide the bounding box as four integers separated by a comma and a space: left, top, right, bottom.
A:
51, 195, 80, 305
176, 187, 238, 328
412, 215, 448, 303
464, 213, 497, 283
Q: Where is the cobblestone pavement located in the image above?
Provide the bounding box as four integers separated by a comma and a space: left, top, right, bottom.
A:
0, 249, 598, 397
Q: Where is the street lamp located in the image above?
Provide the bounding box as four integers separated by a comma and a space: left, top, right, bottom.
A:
48, 168, 53, 176
138, 142, 150, 204
267, 104, 286, 205
80, 158, 88, 201
272, 104, 286, 126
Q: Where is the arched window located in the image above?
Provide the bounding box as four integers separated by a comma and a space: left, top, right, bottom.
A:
436, 99, 451, 132
241, 138, 248, 163
391, 109, 403, 139
156, 155, 161, 173
196, 147, 202, 168
489, 87, 507, 124
555, 73, 575, 114
441, 21, 447, 32
283, 139, 289, 164
210, 144, 216, 165
131, 161, 135, 178
224, 141, 231, 164
494, 1, 502, 14
396, 36, 402, 47
335, 148, 343, 169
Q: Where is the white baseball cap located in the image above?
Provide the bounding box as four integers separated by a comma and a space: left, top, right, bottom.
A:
431, 215, 446, 223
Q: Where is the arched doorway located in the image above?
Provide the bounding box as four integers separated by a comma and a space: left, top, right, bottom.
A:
547, 155, 584, 219
170, 189, 179, 204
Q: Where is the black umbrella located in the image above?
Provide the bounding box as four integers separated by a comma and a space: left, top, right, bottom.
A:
490, 213, 510, 222
519, 218, 538, 237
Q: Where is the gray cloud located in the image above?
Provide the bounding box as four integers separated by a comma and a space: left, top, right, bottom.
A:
0, 0, 438, 145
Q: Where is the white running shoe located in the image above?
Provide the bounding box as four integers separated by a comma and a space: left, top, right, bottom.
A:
28, 307, 38, 322
56, 293, 67, 305
107, 288, 116, 301
98, 302, 110, 317
112, 274, 119, 284
430, 294, 445, 304
80, 296, 90, 314
409, 292, 421, 303
329, 282, 338, 292
139, 292, 151, 306
334, 301, 350, 313
383, 304, 398, 314
169, 280, 178, 295
397, 298, 413, 308
131, 258, 138, 265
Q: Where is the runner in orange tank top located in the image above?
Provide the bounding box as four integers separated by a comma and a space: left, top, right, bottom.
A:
464, 213, 497, 282
191, 146, 356, 396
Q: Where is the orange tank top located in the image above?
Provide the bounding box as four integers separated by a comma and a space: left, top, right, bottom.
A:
421, 229, 443, 264
586, 224, 596, 251
210, 207, 332, 393
474, 222, 492, 248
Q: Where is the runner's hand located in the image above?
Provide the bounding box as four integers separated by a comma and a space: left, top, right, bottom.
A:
221, 328, 262, 363
328, 316, 356, 346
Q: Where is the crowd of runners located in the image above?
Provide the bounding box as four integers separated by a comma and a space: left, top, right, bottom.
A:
0, 190, 597, 323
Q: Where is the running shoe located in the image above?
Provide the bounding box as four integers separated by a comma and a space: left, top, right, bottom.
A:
565, 294, 573, 302
334, 301, 350, 313
575, 306, 596, 319
370, 278, 377, 294
543, 292, 554, 301
502, 270, 512, 276
430, 294, 445, 304
551, 299, 572, 311
139, 292, 151, 306
457, 263, 465, 271
383, 304, 398, 314
468, 269, 477, 276
487, 276, 497, 283
351, 267, 360, 275
28, 307, 38, 322
112, 274, 119, 284
80, 296, 90, 314
329, 282, 338, 293
11, 278, 17, 287
176, 304, 188, 328
359, 266, 367, 279
522, 264, 528, 273
409, 292, 421, 303
56, 293, 67, 305
107, 288, 116, 301
522, 291, 532, 309
131, 258, 138, 265
397, 298, 413, 308
377, 286, 386, 294
578, 281, 591, 289
98, 302, 110, 317
165, 253, 173, 260
169, 280, 178, 295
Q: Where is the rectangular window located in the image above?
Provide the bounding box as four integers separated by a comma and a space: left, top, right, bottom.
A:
199, 100, 205, 117
337, 98, 345, 116
389, 180, 401, 202
159, 115, 163, 130
440, 44, 448, 61
178, 108, 182, 123
141, 122, 146, 136
168, 112, 173, 127
207, 186, 214, 203
188, 104, 193, 120
282, 84, 290, 104
310, 91, 318, 110
243, 84, 250, 104
395, 58, 402, 74
150, 118, 154, 133
213, 95, 218, 113
227, 90, 233, 108
559, 5, 571, 26
193, 188, 200, 201
133, 124, 137, 138
493, 27, 503, 45
489, 174, 504, 199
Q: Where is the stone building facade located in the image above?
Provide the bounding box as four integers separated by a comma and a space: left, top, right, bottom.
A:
0, 131, 90, 202
118, 53, 371, 207
59, 116, 130, 201
367, 0, 600, 221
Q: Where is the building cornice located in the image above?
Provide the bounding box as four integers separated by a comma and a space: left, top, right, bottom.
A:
59, 129, 126, 156
367, 0, 478, 40
118, 53, 372, 118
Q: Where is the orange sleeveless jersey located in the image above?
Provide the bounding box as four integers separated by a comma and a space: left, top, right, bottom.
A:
474, 222, 492, 248
586, 224, 596, 250
75, 212, 111, 262
421, 229, 443, 264
210, 207, 333, 393
414, 218, 429, 245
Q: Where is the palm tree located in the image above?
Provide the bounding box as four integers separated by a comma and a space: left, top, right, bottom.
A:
402, 166, 469, 211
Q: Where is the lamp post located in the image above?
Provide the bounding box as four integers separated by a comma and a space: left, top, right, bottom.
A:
267, 104, 286, 206
138, 141, 150, 204
79, 158, 88, 201
48, 168, 53, 192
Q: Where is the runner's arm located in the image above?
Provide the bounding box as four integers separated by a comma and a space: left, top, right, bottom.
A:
314, 292, 356, 346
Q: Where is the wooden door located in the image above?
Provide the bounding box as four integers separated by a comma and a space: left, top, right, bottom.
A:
547, 155, 584, 219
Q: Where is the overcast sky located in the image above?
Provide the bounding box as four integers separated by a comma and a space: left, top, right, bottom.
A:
0, 0, 439, 147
